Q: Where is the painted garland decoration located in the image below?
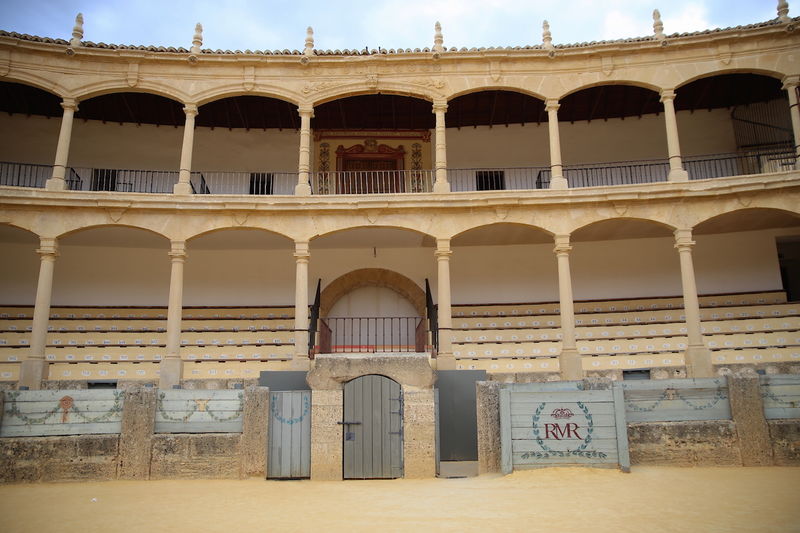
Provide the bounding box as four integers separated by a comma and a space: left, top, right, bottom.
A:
761, 387, 799, 407
157, 392, 244, 423
271, 394, 310, 425
626, 380, 727, 413
522, 401, 607, 460
5, 390, 123, 425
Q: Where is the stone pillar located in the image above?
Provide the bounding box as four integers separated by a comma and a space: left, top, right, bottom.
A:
241, 386, 270, 477
45, 99, 78, 191
118, 386, 156, 479
432, 100, 450, 193
435, 239, 454, 369
173, 104, 198, 195
660, 90, 689, 182
403, 386, 436, 478
782, 76, 800, 170
295, 105, 314, 196
546, 98, 568, 190
293, 241, 310, 368
159, 241, 186, 389
310, 388, 343, 480
476, 381, 501, 474
674, 229, 712, 377
554, 234, 581, 380
727, 375, 773, 466
19, 238, 58, 389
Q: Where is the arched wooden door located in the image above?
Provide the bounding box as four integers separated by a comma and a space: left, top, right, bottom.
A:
342, 375, 403, 479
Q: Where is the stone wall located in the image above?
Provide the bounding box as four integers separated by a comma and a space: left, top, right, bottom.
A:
627, 421, 741, 466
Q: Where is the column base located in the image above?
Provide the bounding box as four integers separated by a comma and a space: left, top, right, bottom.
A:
549, 176, 568, 190
173, 182, 193, 195
45, 178, 66, 191
158, 357, 183, 389
432, 180, 451, 193
19, 358, 49, 389
668, 168, 689, 182
436, 353, 456, 370
684, 344, 713, 378
295, 183, 312, 196
558, 348, 583, 381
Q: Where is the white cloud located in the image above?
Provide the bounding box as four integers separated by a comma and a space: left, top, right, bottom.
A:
662, 4, 711, 34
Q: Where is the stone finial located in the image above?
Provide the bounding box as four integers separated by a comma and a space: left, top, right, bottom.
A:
304, 26, 314, 56
653, 9, 665, 40
542, 20, 553, 50
191, 23, 203, 55
70, 13, 84, 47
433, 21, 444, 54
778, 0, 790, 22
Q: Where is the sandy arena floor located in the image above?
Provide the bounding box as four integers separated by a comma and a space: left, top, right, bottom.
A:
1, 466, 798, 533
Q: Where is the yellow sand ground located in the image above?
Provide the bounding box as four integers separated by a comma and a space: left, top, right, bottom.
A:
0, 466, 798, 533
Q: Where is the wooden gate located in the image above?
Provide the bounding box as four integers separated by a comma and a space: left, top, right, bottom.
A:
268, 390, 311, 479
500, 382, 630, 472
342, 375, 403, 479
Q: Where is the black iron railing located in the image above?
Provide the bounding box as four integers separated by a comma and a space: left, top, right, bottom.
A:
448, 166, 552, 191
312, 170, 433, 194
425, 279, 438, 354
308, 279, 321, 356
685, 149, 795, 180
0, 162, 50, 188
564, 159, 670, 188
321, 316, 423, 353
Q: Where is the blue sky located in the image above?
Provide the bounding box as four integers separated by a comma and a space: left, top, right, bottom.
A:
0, 0, 782, 51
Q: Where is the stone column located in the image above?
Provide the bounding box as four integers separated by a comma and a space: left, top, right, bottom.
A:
554, 234, 581, 380
19, 238, 58, 389
293, 241, 310, 368
674, 229, 712, 377
159, 241, 186, 389
295, 105, 314, 196
782, 76, 800, 170
545, 99, 568, 190
45, 99, 78, 191
435, 239, 454, 369
432, 100, 450, 193
173, 104, 198, 195
660, 90, 689, 181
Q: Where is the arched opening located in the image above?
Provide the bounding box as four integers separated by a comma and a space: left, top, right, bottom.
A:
311, 227, 434, 354
192, 96, 300, 194
675, 73, 793, 179
0, 81, 63, 188
0, 224, 41, 305
311, 94, 434, 194
446, 90, 549, 191
694, 208, 800, 301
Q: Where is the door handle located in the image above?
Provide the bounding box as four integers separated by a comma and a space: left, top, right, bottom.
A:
337, 421, 362, 425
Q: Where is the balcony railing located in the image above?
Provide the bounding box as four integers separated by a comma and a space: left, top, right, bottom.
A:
319, 317, 424, 353
311, 170, 434, 194
0, 149, 795, 196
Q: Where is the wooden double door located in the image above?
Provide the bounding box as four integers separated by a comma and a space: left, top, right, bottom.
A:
342, 375, 403, 479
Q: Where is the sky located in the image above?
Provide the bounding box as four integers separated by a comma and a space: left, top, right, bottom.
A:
0, 0, 783, 52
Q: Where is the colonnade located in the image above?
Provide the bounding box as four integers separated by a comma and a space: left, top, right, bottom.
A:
40, 76, 800, 194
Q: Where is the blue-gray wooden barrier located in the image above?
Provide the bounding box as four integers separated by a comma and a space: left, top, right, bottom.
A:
268, 390, 311, 479
621, 378, 730, 422
155, 389, 244, 433
760, 374, 800, 420
499, 381, 630, 472
1, 389, 124, 437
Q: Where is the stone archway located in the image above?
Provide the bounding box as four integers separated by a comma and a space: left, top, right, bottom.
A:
319, 268, 425, 318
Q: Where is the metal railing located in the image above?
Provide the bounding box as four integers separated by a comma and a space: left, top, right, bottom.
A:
425, 279, 438, 354
448, 166, 551, 191
685, 149, 796, 180
190, 171, 297, 195
0, 162, 50, 188
564, 159, 670, 188
311, 170, 433, 194
321, 317, 423, 353
68, 167, 176, 193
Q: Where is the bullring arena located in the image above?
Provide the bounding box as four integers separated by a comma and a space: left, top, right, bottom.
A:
0, 2, 799, 531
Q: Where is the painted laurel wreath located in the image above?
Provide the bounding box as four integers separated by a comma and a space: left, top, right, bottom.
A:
271, 394, 310, 425
157, 392, 244, 423
525, 401, 606, 460
5, 390, 123, 425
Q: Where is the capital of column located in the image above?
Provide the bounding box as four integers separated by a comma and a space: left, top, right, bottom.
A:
60, 98, 79, 112
432, 101, 448, 114
659, 89, 677, 103
545, 98, 560, 112
435, 238, 451, 258
294, 241, 310, 260
782, 75, 800, 92
169, 241, 187, 260
182, 104, 199, 117
297, 105, 315, 118
553, 234, 571, 255
674, 228, 695, 251
36, 238, 59, 258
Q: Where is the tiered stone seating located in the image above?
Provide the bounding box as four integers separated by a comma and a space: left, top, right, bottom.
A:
0, 305, 296, 380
